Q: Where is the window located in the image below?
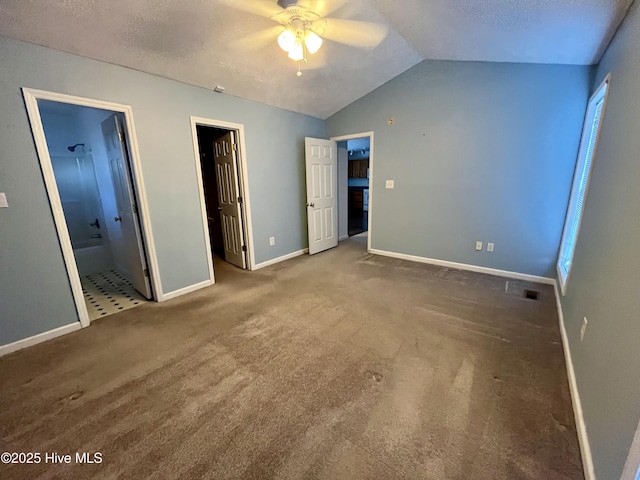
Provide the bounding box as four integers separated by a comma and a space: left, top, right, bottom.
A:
557, 75, 610, 295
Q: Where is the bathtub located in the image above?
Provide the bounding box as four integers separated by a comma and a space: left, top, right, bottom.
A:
74, 242, 113, 276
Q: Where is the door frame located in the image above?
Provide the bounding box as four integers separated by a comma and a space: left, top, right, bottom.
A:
330, 131, 374, 253
22, 88, 161, 327
190, 116, 255, 279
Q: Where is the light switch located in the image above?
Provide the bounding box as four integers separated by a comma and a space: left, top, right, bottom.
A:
385, 180, 395, 189
0, 193, 7, 208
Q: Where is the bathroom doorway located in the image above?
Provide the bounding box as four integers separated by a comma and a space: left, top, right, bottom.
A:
23, 90, 159, 326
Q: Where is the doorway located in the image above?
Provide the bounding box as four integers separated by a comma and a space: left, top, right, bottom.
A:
23, 89, 160, 327
191, 117, 254, 281
346, 139, 370, 237
332, 132, 374, 251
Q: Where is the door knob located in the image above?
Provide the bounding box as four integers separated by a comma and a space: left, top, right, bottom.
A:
217, 207, 223, 210
114, 216, 122, 222
307, 202, 315, 207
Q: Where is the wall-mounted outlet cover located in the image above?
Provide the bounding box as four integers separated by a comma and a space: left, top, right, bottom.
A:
475, 241, 483, 251
269, 236, 275, 246
385, 180, 394, 189
487, 243, 494, 252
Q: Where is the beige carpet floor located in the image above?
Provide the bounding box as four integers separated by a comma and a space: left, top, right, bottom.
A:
0, 235, 583, 479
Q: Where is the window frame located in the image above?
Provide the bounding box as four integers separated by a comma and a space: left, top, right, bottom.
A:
557, 74, 611, 296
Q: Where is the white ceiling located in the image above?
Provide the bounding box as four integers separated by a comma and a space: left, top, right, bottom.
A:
0, 0, 633, 119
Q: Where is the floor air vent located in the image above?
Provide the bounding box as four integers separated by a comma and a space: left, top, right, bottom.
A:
524, 289, 540, 301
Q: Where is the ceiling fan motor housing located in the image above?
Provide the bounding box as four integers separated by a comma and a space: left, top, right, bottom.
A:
277, 0, 300, 8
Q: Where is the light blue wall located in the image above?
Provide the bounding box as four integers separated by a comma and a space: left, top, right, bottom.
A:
559, 2, 640, 478
326, 60, 592, 277
38, 107, 84, 156
0, 36, 324, 345
40, 105, 110, 256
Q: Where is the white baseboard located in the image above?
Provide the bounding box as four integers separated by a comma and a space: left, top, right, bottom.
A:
159, 279, 213, 302
0, 322, 81, 357
368, 249, 555, 285
253, 248, 308, 270
554, 282, 595, 480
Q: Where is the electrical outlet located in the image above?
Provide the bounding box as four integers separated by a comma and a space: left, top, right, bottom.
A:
269, 236, 275, 246
385, 180, 395, 189
580, 317, 588, 341
487, 243, 494, 252
475, 241, 483, 251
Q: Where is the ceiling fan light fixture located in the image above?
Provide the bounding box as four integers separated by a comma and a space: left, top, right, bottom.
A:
304, 31, 322, 54
277, 29, 296, 52
273, 9, 326, 74
287, 40, 304, 61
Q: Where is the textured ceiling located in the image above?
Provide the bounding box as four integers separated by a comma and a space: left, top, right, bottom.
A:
0, 0, 633, 119
370, 0, 633, 65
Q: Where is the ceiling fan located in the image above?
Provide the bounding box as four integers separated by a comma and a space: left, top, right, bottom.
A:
222, 0, 389, 76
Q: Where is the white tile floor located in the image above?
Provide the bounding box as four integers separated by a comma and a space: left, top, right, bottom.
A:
81, 270, 145, 321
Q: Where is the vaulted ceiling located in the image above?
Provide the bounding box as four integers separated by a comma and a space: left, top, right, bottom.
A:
0, 0, 633, 119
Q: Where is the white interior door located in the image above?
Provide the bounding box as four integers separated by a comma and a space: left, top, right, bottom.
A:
305, 137, 338, 255
214, 131, 247, 269
101, 114, 152, 299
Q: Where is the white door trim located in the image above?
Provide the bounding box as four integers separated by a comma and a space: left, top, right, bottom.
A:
22, 88, 162, 328
190, 116, 255, 274
330, 132, 374, 252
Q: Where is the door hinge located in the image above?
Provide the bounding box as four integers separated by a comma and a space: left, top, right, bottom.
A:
238, 196, 243, 204
242, 245, 247, 252
117, 129, 124, 142
143, 268, 149, 277
232, 143, 238, 151
132, 204, 139, 214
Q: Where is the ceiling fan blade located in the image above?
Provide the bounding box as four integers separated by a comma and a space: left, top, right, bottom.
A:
312, 19, 388, 49
231, 25, 285, 51
219, 0, 283, 19
297, 0, 348, 18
